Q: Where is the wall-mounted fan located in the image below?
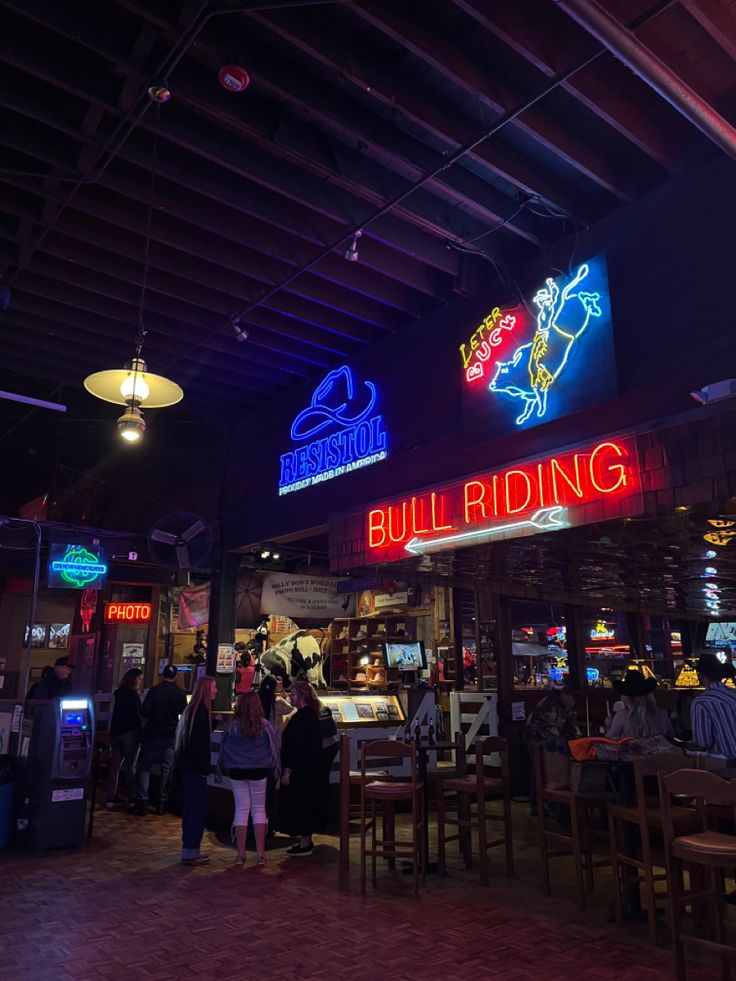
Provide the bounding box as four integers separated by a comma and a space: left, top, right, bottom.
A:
147, 511, 213, 570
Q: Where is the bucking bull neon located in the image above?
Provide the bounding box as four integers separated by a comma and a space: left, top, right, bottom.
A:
461, 259, 607, 427
367, 437, 639, 559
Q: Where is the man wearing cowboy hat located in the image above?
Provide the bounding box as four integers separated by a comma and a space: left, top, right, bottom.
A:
608, 669, 673, 740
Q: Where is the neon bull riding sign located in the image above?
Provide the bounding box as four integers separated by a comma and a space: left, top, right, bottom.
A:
366, 436, 640, 562
461, 256, 614, 433
279, 365, 388, 495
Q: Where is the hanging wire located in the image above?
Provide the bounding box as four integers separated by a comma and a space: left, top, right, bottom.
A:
135, 103, 161, 360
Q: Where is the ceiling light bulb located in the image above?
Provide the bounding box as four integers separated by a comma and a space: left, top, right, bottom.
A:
116, 403, 146, 442
272, 552, 281, 560
260, 549, 271, 559
120, 371, 150, 403
705, 566, 718, 575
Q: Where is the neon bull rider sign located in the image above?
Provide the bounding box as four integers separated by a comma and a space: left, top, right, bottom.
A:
366, 436, 640, 562
279, 365, 388, 495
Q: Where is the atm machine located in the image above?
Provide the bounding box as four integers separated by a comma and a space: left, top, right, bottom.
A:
19, 697, 94, 849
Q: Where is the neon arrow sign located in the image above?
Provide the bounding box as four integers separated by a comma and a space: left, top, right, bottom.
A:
404, 507, 568, 555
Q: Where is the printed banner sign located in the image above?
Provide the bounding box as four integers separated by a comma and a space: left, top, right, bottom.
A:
462, 255, 616, 443
365, 435, 641, 563
261, 572, 355, 619
178, 583, 210, 628
279, 365, 388, 495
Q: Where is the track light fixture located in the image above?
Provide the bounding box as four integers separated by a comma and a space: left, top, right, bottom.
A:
343, 229, 362, 262
233, 320, 249, 343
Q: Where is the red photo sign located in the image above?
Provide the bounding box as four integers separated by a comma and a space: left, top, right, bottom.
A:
365, 436, 641, 563
104, 602, 152, 624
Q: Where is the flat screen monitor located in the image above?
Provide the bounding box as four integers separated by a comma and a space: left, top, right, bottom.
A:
383, 641, 426, 670
705, 622, 736, 648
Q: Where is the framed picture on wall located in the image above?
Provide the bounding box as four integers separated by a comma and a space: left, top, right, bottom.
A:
48, 623, 71, 649
24, 623, 48, 648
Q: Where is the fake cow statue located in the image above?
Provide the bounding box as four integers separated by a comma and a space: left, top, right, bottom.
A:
261, 629, 326, 689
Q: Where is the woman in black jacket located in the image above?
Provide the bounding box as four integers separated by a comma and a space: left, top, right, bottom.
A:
176, 675, 217, 865
106, 668, 143, 808
279, 680, 326, 857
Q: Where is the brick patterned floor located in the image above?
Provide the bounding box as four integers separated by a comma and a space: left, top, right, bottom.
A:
0, 799, 725, 980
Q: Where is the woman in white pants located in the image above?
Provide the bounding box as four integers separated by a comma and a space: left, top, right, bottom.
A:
220, 691, 279, 866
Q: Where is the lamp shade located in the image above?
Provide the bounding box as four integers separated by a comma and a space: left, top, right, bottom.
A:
84, 359, 183, 408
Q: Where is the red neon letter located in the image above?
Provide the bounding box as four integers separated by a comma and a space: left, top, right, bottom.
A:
388, 502, 408, 543
368, 509, 386, 548
464, 480, 490, 525
550, 454, 583, 503
504, 470, 533, 515
411, 496, 430, 535
589, 441, 628, 494
431, 492, 454, 532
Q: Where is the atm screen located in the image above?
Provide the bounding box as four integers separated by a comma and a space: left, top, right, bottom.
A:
64, 713, 84, 725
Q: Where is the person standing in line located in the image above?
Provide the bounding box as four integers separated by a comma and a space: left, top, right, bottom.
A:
106, 668, 143, 809
134, 664, 187, 815
692, 653, 736, 757
176, 674, 218, 866
279, 680, 325, 857
258, 674, 294, 833
220, 691, 279, 866
25, 657, 73, 701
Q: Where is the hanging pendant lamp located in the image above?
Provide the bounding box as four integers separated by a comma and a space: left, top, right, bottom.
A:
83, 99, 183, 442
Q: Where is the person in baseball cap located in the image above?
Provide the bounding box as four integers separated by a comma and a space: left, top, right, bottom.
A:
25, 656, 73, 702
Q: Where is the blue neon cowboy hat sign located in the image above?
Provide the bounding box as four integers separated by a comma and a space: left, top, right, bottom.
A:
290, 365, 377, 441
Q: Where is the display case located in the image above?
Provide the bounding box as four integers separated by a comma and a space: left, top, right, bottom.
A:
329, 615, 416, 691
321, 692, 405, 726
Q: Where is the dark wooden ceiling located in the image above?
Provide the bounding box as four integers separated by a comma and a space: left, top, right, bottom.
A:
0, 0, 734, 429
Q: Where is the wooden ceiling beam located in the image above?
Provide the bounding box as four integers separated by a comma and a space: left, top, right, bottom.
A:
11, 272, 316, 379
105, 151, 449, 298
349, 0, 639, 199
3, 295, 292, 398
254, 7, 611, 219
681, 0, 736, 64
451, 0, 695, 167
30, 229, 375, 354
2, 2, 476, 273
168, 62, 544, 249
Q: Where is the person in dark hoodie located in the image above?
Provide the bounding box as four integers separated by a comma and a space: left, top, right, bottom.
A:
106, 668, 143, 809
176, 674, 217, 865
25, 657, 73, 702
133, 664, 187, 815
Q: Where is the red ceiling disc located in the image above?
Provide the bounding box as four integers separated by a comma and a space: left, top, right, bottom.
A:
218, 65, 250, 92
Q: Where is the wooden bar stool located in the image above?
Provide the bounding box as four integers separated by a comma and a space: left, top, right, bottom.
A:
533, 742, 612, 909
359, 739, 424, 896
339, 733, 392, 872
436, 735, 513, 884
608, 753, 699, 945
660, 769, 736, 981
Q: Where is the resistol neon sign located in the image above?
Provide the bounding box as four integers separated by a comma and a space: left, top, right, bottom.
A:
279, 365, 388, 495
367, 436, 639, 561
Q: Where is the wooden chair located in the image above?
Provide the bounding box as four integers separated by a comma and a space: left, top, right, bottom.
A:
436, 735, 513, 884
533, 742, 612, 909
359, 739, 424, 896
608, 753, 699, 945
339, 733, 391, 872
659, 769, 736, 981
